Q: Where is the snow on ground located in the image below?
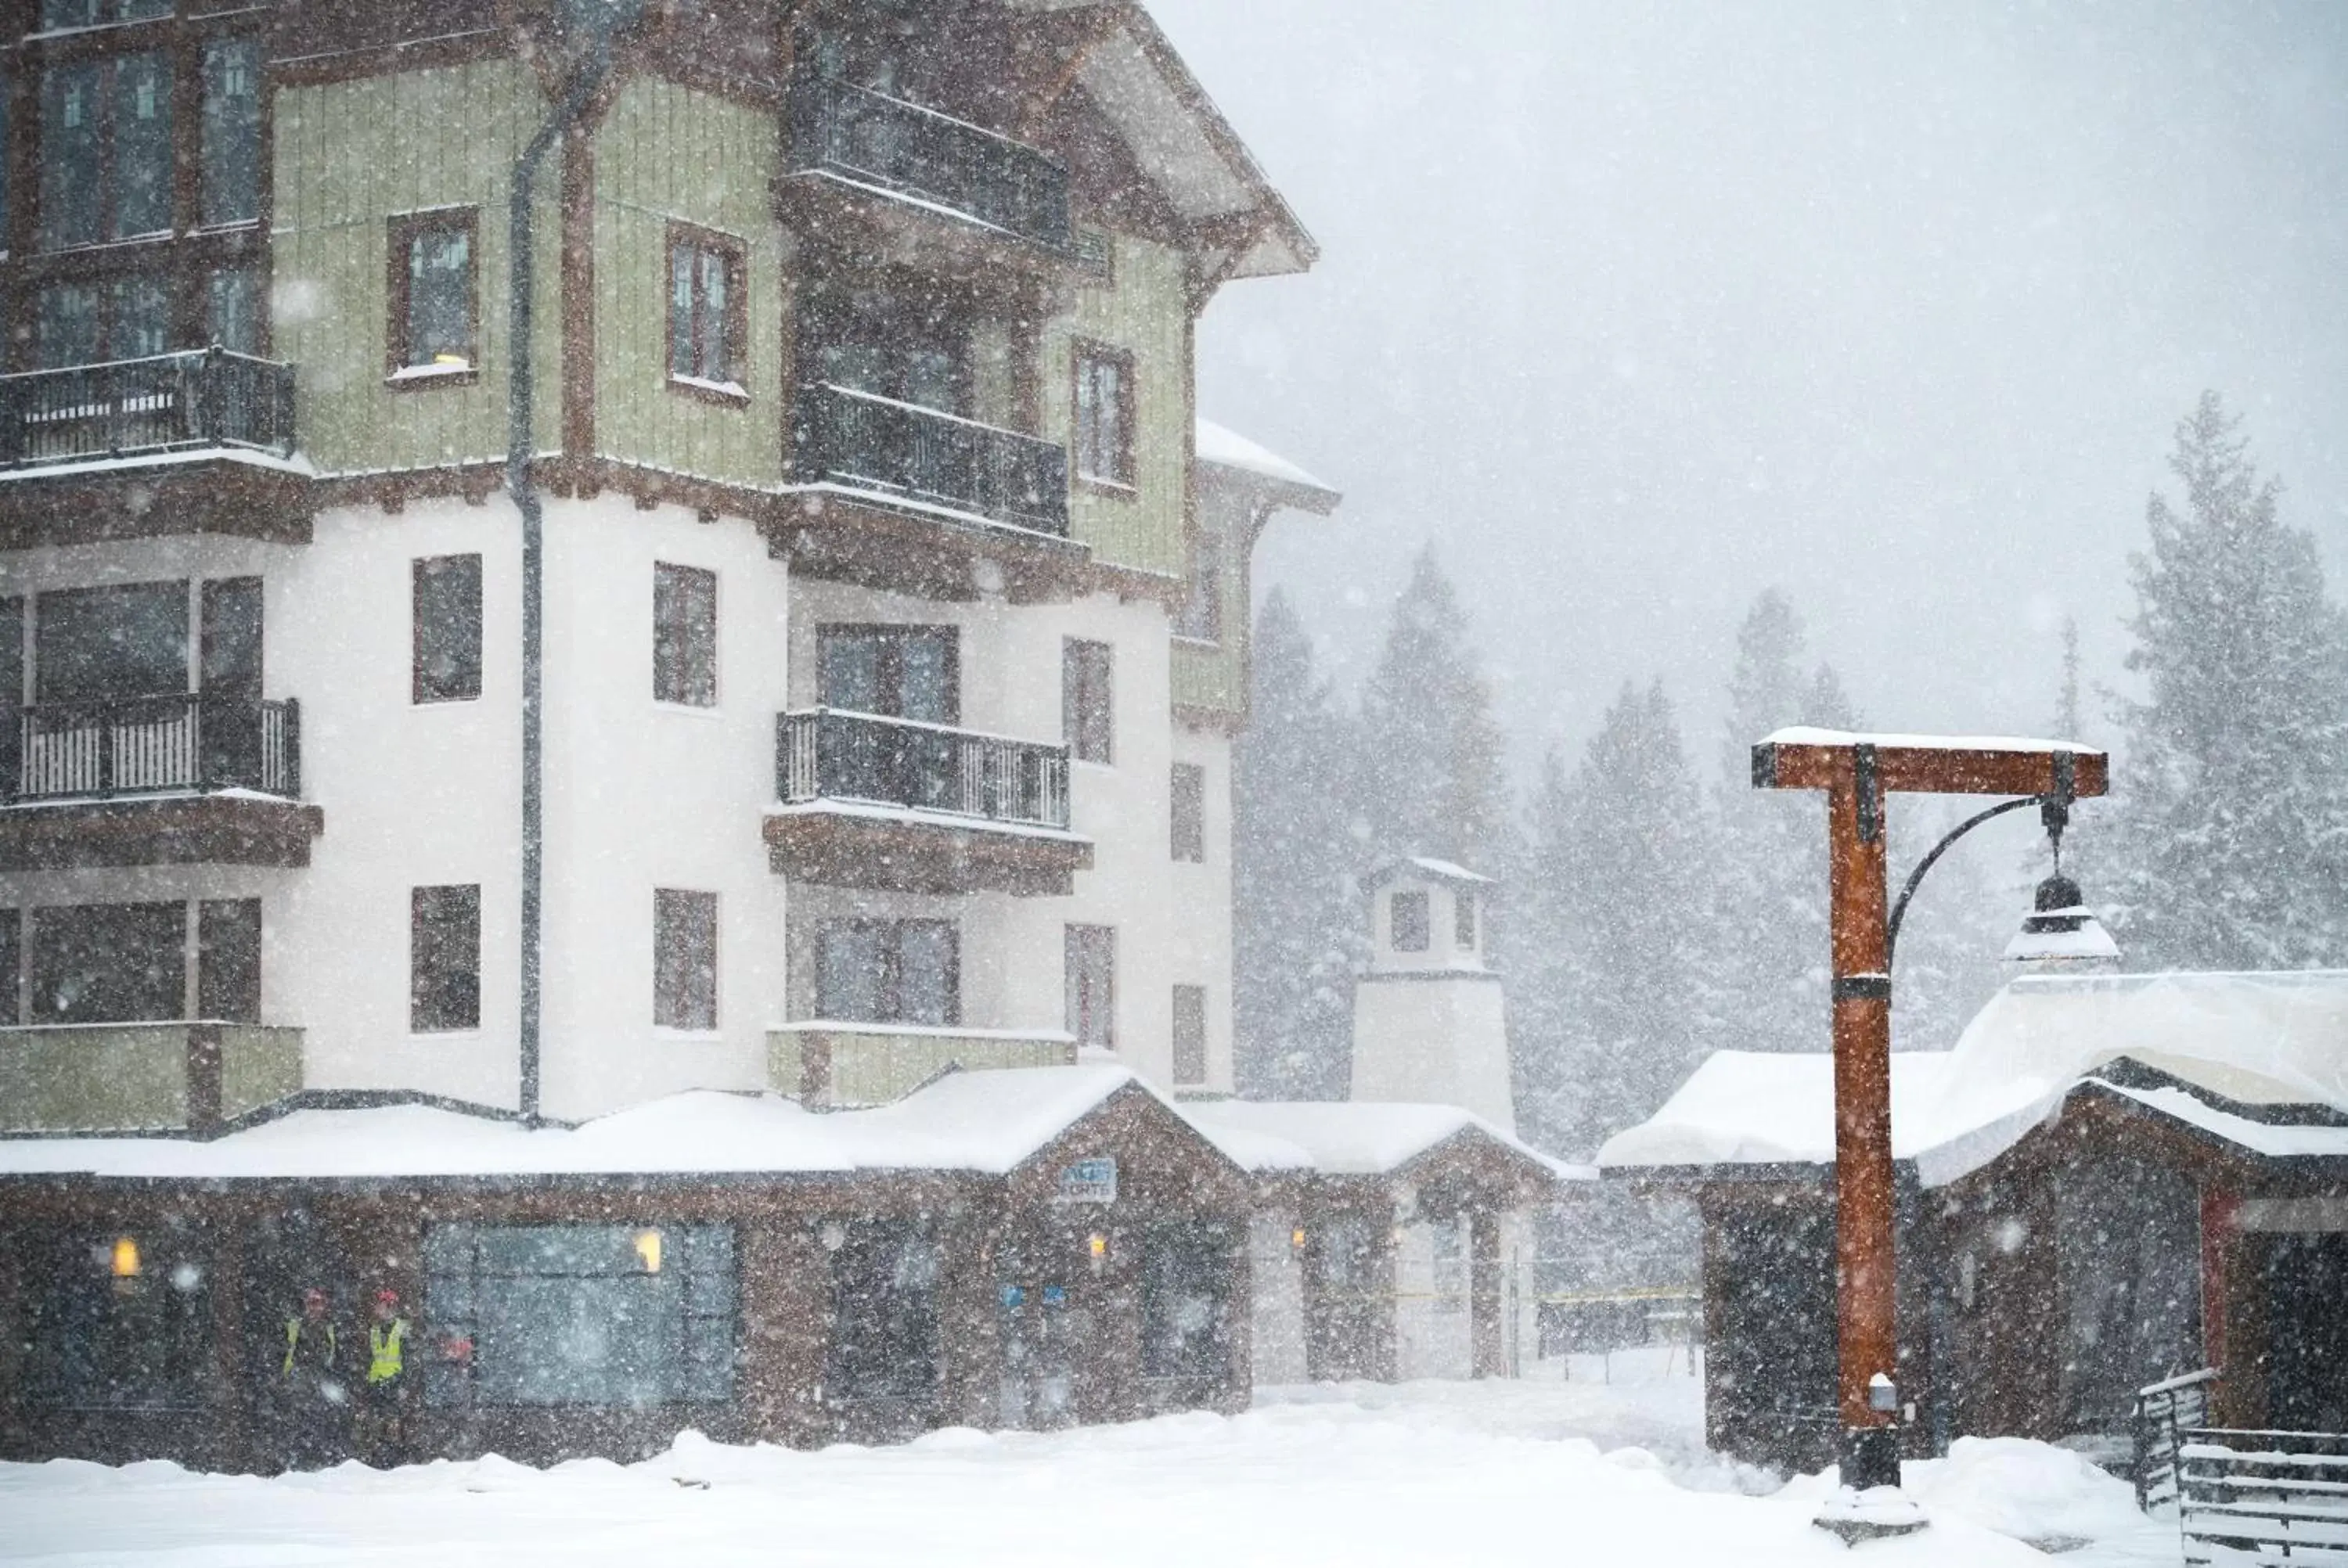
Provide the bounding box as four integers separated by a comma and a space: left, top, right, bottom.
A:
0, 1353, 2181, 1567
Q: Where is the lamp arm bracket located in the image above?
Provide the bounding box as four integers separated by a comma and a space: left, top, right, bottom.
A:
1884, 794, 2047, 966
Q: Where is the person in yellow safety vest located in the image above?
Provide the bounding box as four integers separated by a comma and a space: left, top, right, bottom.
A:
358, 1286, 412, 1467
279, 1286, 348, 1468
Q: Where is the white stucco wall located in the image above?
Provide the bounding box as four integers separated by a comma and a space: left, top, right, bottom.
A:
1350, 976, 1515, 1134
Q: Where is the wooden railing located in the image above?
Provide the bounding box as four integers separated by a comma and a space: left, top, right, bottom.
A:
0, 347, 297, 468
788, 73, 1072, 251
3, 692, 300, 802
792, 381, 1070, 538
2136, 1367, 2220, 1512
778, 708, 1069, 830
2181, 1427, 2348, 1565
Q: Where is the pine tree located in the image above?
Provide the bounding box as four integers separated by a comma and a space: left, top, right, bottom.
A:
1514, 681, 1722, 1156
1709, 591, 1853, 1054
2104, 393, 2348, 969
1233, 590, 1370, 1099
1356, 548, 1509, 871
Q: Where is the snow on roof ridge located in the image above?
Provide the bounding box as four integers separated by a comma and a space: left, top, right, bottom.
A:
1760, 726, 2101, 753
1194, 417, 1338, 499
1187, 1097, 1586, 1180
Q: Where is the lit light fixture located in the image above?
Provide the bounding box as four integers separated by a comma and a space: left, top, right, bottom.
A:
1086, 1233, 1107, 1260
632, 1228, 664, 1275
110, 1236, 141, 1278
1291, 1228, 1307, 1250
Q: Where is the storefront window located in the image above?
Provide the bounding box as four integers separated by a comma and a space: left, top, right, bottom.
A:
1141, 1221, 1232, 1380
423, 1224, 736, 1408
825, 1220, 939, 1401
24, 1222, 211, 1411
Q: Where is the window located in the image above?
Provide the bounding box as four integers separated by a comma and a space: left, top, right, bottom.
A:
1390, 890, 1430, 953
815, 919, 957, 1026
1072, 343, 1134, 487
1172, 984, 1207, 1086
41, 0, 175, 26
654, 890, 718, 1030
1062, 638, 1113, 764
389, 209, 478, 376
1175, 523, 1223, 643
199, 38, 261, 228
667, 225, 747, 393
28, 901, 185, 1023
818, 625, 957, 723
24, 1221, 211, 1413
0, 596, 18, 707
411, 885, 481, 1033
34, 581, 187, 701
423, 1223, 736, 1408
0, 908, 17, 1026
826, 1220, 939, 1401
207, 267, 260, 354
1455, 890, 1478, 950
196, 898, 260, 1023
412, 556, 483, 703
1064, 923, 1115, 1048
39, 52, 173, 250
1171, 763, 1205, 862
198, 577, 261, 692
653, 564, 718, 707
34, 275, 169, 369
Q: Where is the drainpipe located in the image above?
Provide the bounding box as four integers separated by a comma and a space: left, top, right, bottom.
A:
510, 34, 618, 1126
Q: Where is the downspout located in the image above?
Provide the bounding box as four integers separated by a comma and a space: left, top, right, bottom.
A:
511, 39, 616, 1126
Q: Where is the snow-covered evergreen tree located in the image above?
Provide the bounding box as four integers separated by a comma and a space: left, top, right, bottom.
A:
1356, 548, 1510, 871
1514, 681, 1722, 1156
1709, 590, 1853, 1053
1233, 590, 1371, 1099
2103, 393, 2348, 970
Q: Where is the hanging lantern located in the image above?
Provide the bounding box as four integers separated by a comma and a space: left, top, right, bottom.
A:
2003, 871, 2119, 967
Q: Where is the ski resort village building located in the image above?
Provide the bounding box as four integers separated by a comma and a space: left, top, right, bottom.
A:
0, 0, 1584, 1473
1601, 967, 2348, 1476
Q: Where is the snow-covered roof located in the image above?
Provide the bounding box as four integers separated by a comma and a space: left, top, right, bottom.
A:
1194, 418, 1339, 509
1759, 727, 2101, 754
1185, 1099, 1592, 1183
1599, 969, 2348, 1187
1363, 856, 1494, 891
0, 1066, 1161, 1182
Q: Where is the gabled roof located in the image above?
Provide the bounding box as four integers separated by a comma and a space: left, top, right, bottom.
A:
1599, 969, 2348, 1188
0, 1066, 1176, 1183
1010, 0, 1316, 282
1184, 1099, 1589, 1185
1194, 418, 1339, 512
1362, 856, 1496, 893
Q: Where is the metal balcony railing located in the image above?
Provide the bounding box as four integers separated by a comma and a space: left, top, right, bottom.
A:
3, 692, 301, 803
0, 347, 297, 469
793, 381, 1070, 538
778, 708, 1070, 831
788, 73, 1073, 252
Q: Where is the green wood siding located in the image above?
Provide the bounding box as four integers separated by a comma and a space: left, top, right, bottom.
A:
272, 61, 560, 475
593, 77, 785, 488
769, 1027, 1076, 1109
1172, 631, 1242, 717
1043, 232, 1190, 577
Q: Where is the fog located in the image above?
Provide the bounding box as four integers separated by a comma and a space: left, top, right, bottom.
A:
1158, 0, 2348, 769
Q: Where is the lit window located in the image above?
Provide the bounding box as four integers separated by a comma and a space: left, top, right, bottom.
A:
391, 210, 477, 375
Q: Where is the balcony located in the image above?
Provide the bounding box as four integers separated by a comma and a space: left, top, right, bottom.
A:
769, 1023, 1077, 1111
0, 1022, 304, 1135
781, 72, 1074, 283
0, 349, 314, 549
765, 708, 1092, 895
780, 382, 1082, 597
0, 692, 322, 869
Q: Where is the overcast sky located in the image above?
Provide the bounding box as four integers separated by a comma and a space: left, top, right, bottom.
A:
1155, 0, 2348, 782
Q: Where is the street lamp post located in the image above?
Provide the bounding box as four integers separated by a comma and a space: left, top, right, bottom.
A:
1750, 730, 2110, 1538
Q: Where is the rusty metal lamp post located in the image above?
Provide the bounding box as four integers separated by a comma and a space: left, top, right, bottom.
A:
1750, 730, 2109, 1537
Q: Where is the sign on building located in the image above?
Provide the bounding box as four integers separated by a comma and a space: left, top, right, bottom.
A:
1057, 1156, 1118, 1204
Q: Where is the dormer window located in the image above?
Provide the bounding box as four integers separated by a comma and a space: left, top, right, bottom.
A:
1391, 890, 1429, 953
1455, 892, 1478, 949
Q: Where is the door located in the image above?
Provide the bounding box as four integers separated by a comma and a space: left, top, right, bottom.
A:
199, 577, 263, 786
2265, 1232, 2348, 1432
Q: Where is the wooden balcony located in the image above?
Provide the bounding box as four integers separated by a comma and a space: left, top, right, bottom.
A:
765, 707, 1091, 895
0, 349, 314, 549
0, 692, 322, 869
0, 1022, 304, 1135
779, 73, 1077, 293
777, 382, 1084, 599
769, 1023, 1076, 1110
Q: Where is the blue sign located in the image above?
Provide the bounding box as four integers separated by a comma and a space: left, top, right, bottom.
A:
1042, 1284, 1067, 1307
999, 1284, 1025, 1308
1057, 1156, 1118, 1204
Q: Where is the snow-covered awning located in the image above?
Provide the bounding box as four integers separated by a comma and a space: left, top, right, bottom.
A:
0, 1066, 1169, 1183
1185, 1099, 1591, 1185
1599, 969, 2348, 1188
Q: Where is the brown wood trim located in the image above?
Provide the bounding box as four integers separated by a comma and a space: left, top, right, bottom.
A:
267, 27, 513, 92
661, 218, 751, 403
560, 120, 596, 459
0, 796, 324, 872
0, 458, 315, 552
765, 809, 1091, 897
384, 205, 481, 385
1068, 335, 1137, 494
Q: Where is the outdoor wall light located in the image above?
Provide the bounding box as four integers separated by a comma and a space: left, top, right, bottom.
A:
632, 1228, 664, 1275
819, 1221, 847, 1252
1291, 1228, 1307, 1250
110, 1236, 140, 1278
1087, 1232, 1108, 1260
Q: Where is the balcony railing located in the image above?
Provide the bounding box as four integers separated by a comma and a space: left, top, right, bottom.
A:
788, 72, 1072, 252
0, 347, 297, 469
793, 381, 1070, 538
779, 707, 1070, 831
3, 692, 300, 804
